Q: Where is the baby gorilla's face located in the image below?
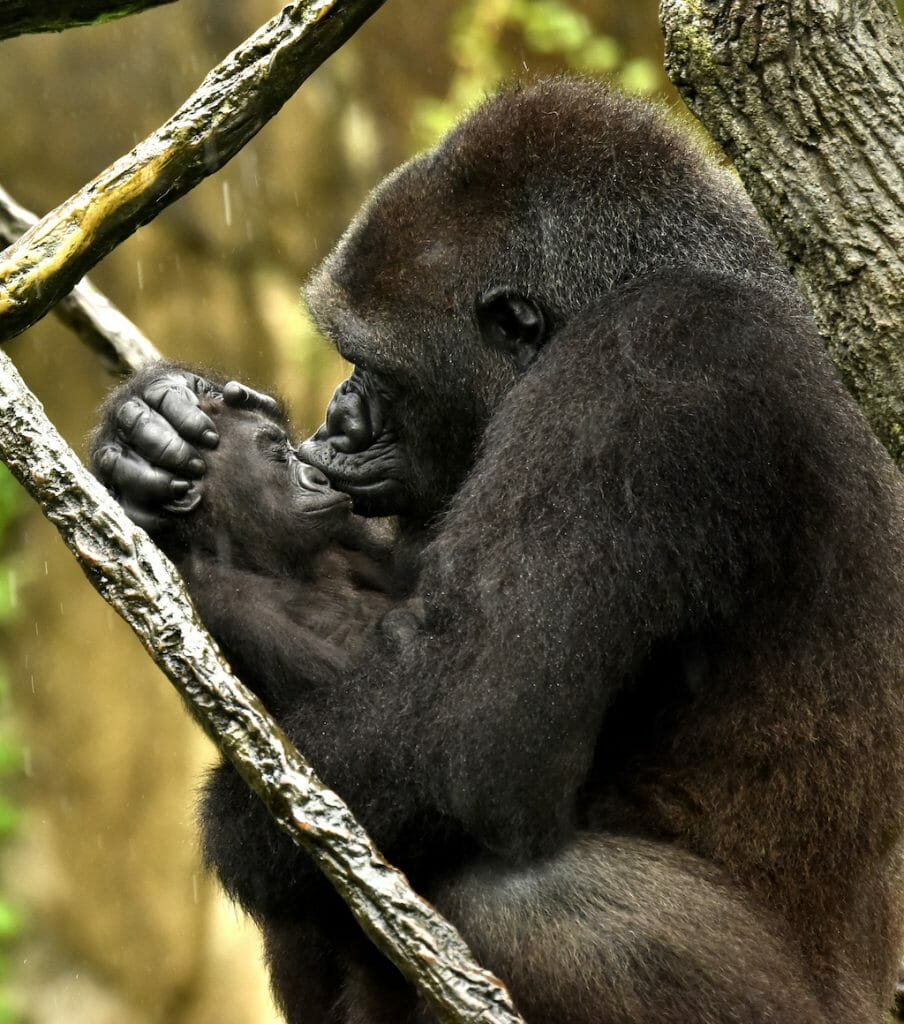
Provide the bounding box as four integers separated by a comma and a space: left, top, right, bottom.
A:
198, 399, 353, 565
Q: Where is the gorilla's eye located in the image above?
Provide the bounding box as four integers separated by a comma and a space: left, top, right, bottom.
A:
476, 287, 547, 372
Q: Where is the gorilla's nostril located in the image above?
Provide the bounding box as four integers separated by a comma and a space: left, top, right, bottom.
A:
325, 387, 372, 452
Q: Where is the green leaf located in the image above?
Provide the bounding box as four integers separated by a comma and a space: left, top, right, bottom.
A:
0, 999, 18, 1024
570, 36, 621, 73
619, 58, 660, 95
0, 741, 21, 777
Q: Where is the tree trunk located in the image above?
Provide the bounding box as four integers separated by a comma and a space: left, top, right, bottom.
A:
660, 0, 904, 466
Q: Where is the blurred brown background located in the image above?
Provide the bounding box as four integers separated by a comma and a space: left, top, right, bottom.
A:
0, 2, 670, 1020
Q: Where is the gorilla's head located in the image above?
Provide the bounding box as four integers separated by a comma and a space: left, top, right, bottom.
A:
301, 77, 786, 522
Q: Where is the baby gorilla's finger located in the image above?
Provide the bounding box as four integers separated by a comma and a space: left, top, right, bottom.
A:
144, 374, 220, 448
116, 397, 207, 477
223, 381, 283, 420
95, 443, 182, 505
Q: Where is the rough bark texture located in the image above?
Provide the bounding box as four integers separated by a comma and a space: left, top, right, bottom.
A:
0, 185, 160, 372
0, 0, 176, 40
0, 0, 388, 343
0, 345, 524, 1024
660, 0, 904, 466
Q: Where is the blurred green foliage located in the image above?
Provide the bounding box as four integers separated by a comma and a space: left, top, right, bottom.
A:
0, 466, 24, 1023
413, 0, 661, 148
0, 471, 18, 551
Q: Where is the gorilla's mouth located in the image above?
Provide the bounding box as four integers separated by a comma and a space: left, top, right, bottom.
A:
298, 438, 406, 514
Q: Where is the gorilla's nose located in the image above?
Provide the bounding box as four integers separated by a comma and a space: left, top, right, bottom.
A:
322, 381, 372, 452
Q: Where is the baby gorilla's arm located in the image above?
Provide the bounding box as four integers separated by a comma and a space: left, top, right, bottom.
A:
181, 553, 394, 714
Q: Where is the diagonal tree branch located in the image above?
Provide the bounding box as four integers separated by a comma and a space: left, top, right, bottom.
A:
0, 0, 176, 40
0, 345, 524, 1024
0, 185, 160, 372
0, 0, 388, 343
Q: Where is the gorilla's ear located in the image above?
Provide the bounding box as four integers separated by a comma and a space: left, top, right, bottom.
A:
476, 288, 548, 372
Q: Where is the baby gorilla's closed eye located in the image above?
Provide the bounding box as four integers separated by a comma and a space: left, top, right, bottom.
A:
200, 401, 353, 528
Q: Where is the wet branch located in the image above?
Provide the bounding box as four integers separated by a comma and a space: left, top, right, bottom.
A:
0, 0, 388, 343
0, 185, 159, 373
0, 0, 176, 40
0, 347, 524, 1024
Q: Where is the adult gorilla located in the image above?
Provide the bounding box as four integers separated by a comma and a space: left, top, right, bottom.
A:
92, 78, 904, 1024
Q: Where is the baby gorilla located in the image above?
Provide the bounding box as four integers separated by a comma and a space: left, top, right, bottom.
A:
162, 381, 403, 717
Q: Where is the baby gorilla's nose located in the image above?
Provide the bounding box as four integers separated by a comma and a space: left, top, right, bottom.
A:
296, 462, 332, 491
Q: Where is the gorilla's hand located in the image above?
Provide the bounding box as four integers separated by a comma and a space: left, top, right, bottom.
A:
221, 380, 284, 420
91, 362, 224, 531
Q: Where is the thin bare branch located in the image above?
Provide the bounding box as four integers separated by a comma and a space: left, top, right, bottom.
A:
0, 0, 388, 344
0, 345, 525, 1024
0, 0, 176, 40
0, 185, 159, 372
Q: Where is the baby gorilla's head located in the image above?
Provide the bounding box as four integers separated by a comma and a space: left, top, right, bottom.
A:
188, 396, 353, 573
206, 399, 347, 509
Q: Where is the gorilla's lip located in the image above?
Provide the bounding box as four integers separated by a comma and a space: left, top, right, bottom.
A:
293, 493, 352, 515
322, 473, 405, 508
297, 440, 404, 502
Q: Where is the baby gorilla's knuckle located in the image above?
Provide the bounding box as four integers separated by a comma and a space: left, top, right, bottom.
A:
158, 434, 183, 460
146, 374, 197, 409
117, 397, 150, 435
93, 443, 121, 478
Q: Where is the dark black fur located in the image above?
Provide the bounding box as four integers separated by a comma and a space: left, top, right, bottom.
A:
92, 79, 904, 1024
